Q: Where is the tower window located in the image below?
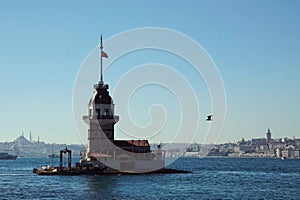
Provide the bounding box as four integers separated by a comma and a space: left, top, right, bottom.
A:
96, 109, 100, 119
104, 108, 109, 117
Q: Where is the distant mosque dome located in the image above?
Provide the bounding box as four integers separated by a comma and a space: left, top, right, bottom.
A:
14, 135, 31, 146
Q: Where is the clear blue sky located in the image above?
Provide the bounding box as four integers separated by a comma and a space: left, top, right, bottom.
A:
0, 1, 299, 144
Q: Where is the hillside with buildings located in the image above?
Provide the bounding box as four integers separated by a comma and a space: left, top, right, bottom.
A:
205, 129, 300, 158
0, 133, 85, 157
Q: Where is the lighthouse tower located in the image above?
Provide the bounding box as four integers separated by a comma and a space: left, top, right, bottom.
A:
82, 36, 165, 173
83, 35, 119, 158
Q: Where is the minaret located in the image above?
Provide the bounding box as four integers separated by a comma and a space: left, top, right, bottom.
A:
83, 35, 119, 158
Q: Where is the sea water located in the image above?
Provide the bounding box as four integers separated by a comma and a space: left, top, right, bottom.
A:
0, 157, 299, 199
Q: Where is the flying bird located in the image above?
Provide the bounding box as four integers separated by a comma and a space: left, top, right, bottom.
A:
206, 115, 213, 121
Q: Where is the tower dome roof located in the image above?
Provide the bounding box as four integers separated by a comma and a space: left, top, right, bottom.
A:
90, 84, 112, 104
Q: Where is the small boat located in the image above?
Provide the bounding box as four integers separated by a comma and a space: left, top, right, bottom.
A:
0, 152, 17, 160
48, 153, 59, 158
33, 165, 59, 175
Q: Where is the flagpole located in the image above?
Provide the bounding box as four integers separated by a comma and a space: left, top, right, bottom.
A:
100, 34, 103, 84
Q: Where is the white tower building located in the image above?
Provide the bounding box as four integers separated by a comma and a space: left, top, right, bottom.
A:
82, 35, 164, 172
83, 35, 119, 159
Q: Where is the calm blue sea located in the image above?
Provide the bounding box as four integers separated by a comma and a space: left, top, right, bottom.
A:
0, 157, 299, 199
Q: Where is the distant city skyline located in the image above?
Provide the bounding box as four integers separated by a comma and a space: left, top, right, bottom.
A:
0, 127, 297, 146
0, 1, 299, 144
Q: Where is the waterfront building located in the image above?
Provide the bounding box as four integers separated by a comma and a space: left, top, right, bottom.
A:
281, 149, 290, 158
294, 150, 300, 157
276, 148, 281, 158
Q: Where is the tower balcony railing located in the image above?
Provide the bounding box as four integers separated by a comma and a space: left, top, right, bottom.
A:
83, 115, 119, 122
97, 115, 119, 120
83, 115, 89, 121
97, 115, 113, 119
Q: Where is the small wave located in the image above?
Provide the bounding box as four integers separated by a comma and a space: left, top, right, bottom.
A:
0, 174, 32, 176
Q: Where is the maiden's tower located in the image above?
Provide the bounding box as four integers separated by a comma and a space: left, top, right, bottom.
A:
82, 35, 165, 173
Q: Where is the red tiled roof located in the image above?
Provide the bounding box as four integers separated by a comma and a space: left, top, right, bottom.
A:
114, 140, 150, 147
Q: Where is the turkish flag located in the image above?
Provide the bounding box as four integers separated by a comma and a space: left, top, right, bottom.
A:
102, 51, 108, 58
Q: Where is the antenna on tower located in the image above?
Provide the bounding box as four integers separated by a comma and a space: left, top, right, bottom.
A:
100, 34, 103, 85
99, 34, 108, 85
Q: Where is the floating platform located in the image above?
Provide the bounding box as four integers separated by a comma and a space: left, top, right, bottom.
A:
33, 147, 190, 176
32, 166, 190, 176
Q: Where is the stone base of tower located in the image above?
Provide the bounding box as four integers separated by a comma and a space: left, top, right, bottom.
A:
87, 155, 166, 173
105, 159, 165, 173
